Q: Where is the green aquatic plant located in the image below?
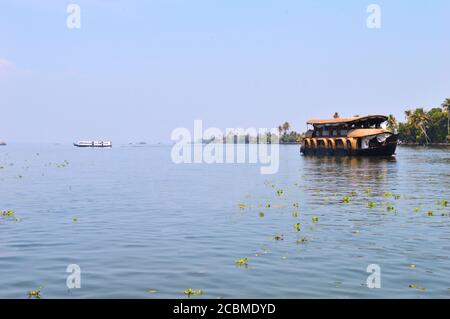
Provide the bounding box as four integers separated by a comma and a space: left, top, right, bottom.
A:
342, 197, 351, 203
238, 203, 246, 210
259, 212, 265, 218
427, 211, 434, 216
293, 223, 300, 231
364, 188, 372, 195
413, 207, 421, 213
292, 211, 299, 218
293, 202, 299, 208
72, 217, 77, 222
276, 189, 284, 196
184, 288, 204, 296
1, 210, 15, 217
312, 216, 319, 223
234, 258, 248, 266
382, 192, 393, 197
386, 204, 395, 212
350, 190, 358, 197
27, 286, 43, 299
265, 203, 271, 208
296, 237, 308, 244
409, 264, 416, 269
439, 199, 448, 207
273, 234, 284, 241
147, 289, 157, 294
408, 284, 426, 292
394, 194, 401, 200
367, 202, 376, 208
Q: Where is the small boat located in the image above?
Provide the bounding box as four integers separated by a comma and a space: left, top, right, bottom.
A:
0, 141, 6, 146
73, 141, 112, 148
300, 115, 398, 156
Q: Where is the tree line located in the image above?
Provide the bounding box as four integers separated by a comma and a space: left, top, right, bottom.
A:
387, 98, 450, 144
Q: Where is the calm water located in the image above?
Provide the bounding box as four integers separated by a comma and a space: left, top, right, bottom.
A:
0, 144, 449, 298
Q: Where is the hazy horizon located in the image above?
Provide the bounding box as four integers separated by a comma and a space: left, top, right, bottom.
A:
1, 0, 450, 143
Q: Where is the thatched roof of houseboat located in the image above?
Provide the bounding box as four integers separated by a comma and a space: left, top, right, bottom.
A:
347, 128, 390, 138
307, 115, 388, 126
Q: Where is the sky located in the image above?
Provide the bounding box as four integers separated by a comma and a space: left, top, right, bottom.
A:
1, 0, 449, 143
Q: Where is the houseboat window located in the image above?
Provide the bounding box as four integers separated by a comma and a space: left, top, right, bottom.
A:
323, 129, 329, 137
340, 129, 348, 135
332, 130, 337, 136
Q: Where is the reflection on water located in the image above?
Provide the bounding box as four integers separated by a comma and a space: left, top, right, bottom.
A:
0, 144, 449, 298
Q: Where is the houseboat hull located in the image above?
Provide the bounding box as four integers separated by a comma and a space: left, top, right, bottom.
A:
301, 135, 398, 157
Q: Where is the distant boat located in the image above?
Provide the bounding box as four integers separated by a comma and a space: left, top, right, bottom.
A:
73, 141, 112, 148
0, 141, 6, 146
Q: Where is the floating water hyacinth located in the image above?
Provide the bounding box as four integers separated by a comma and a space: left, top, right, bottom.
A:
294, 223, 300, 231
394, 194, 401, 200
383, 192, 393, 197
292, 211, 299, 218
259, 212, 265, 218
427, 211, 434, 216
350, 191, 357, 197
439, 199, 448, 207
235, 258, 248, 266
364, 188, 372, 195
408, 284, 426, 291
296, 237, 308, 244
312, 216, 319, 223
293, 202, 299, 208
342, 197, 351, 203
238, 203, 246, 210
265, 203, 271, 208
273, 234, 284, 241
386, 204, 395, 212
413, 207, 421, 213
27, 286, 43, 299
367, 202, 375, 208
276, 189, 284, 196
184, 288, 203, 296
72, 217, 77, 222
1, 210, 15, 217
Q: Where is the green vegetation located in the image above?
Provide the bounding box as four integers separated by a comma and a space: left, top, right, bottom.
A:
342, 196, 351, 203
277, 122, 304, 144
235, 258, 249, 267
394, 100, 450, 144
184, 288, 204, 296
27, 286, 43, 299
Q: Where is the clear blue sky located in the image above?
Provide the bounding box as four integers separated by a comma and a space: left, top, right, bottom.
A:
1, 0, 449, 143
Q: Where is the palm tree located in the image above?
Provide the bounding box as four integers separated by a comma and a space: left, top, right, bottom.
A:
333, 112, 340, 119
405, 108, 431, 144
282, 122, 290, 134
278, 125, 283, 136
387, 114, 398, 132
441, 98, 450, 136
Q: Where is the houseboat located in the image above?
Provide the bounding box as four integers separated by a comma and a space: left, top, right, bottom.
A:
300, 115, 397, 156
73, 141, 112, 148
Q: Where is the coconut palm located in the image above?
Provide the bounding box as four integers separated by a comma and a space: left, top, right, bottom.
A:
405, 108, 431, 144
441, 98, 450, 136
282, 122, 290, 133
386, 114, 398, 132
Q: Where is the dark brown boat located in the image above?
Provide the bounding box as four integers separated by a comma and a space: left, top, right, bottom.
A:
300, 115, 398, 156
